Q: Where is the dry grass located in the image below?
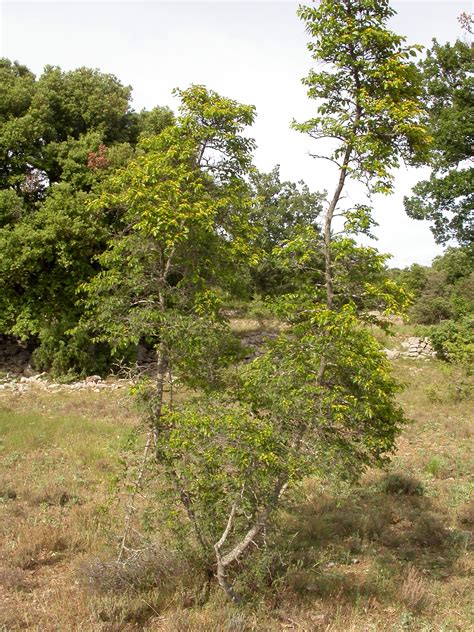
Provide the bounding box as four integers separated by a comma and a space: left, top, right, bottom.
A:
399, 566, 429, 613
0, 359, 472, 631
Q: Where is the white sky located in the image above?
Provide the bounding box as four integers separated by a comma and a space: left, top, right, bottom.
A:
1, 1, 471, 267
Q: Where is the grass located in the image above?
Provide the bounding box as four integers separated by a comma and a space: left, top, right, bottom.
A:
0, 358, 472, 631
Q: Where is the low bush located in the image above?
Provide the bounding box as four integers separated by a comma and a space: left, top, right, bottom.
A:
380, 473, 424, 497
77, 547, 183, 594
425, 316, 474, 369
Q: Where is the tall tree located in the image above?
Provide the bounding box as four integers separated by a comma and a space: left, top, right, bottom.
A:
0, 62, 134, 202
404, 38, 473, 245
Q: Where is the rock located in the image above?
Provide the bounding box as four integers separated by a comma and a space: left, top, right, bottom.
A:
384, 349, 400, 360
85, 375, 102, 383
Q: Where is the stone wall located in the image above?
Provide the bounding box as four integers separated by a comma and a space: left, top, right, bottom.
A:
384, 337, 436, 360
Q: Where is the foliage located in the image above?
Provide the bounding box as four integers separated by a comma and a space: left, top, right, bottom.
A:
80, 85, 257, 356
156, 398, 287, 547
0, 60, 174, 374
390, 245, 473, 376
0, 61, 135, 201
0, 184, 116, 376
424, 316, 474, 369
248, 166, 324, 295
390, 245, 473, 325
404, 39, 473, 245
275, 234, 411, 327
295, 0, 429, 194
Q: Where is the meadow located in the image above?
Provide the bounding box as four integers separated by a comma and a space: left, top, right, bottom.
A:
0, 355, 472, 631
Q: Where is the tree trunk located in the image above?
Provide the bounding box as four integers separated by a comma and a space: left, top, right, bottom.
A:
152, 345, 167, 442
323, 144, 352, 310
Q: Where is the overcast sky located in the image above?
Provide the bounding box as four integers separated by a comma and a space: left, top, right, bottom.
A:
1, 1, 470, 267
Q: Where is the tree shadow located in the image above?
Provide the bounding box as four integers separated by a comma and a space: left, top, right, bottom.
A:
274, 475, 470, 605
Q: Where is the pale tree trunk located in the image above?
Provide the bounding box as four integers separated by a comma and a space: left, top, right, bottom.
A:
213, 478, 288, 602
323, 144, 353, 310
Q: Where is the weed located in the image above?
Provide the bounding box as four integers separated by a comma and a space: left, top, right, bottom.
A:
458, 499, 474, 527
425, 456, 445, 478
411, 513, 448, 548
425, 384, 444, 403
28, 485, 78, 507
0, 567, 30, 591
77, 547, 182, 595
0, 487, 17, 500
9, 523, 81, 569
227, 613, 252, 632
399, 566, 429, 613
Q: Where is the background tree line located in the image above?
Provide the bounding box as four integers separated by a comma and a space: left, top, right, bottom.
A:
0, 62, 329, 377
0, 23, 471, 378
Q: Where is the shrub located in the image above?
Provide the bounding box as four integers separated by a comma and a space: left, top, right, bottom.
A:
426, 316, 474, 369
380, 472, 424, 496
77, 548, 183, 594
411, 513, 448, 547
458, 499, 474, 527
31, 323, 114, 379
425, 456, 445, 478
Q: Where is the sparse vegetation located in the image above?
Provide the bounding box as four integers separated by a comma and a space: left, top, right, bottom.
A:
0, 356, 472, 630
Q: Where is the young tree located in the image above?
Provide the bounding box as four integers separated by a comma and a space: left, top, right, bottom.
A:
80, 81, 257, 443
128, 0, 430, 603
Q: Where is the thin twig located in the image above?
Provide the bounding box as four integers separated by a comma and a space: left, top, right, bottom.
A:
117, 430, 154, 562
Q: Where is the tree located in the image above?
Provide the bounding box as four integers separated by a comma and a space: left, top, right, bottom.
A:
78, 87, 264, 587
404, 38, 473, 245
0, 60, 175, 375
81, 85, 256, 354
248, 166, 325, 295
202, 0, 428, 599
116, 0, 429, 604
0, 59, 36, 197
0, 62, 135, 203
80, 81, 257, 443
217, 0, 430, 598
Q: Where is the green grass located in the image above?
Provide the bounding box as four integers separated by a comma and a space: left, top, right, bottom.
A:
0, 410, 121, 452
